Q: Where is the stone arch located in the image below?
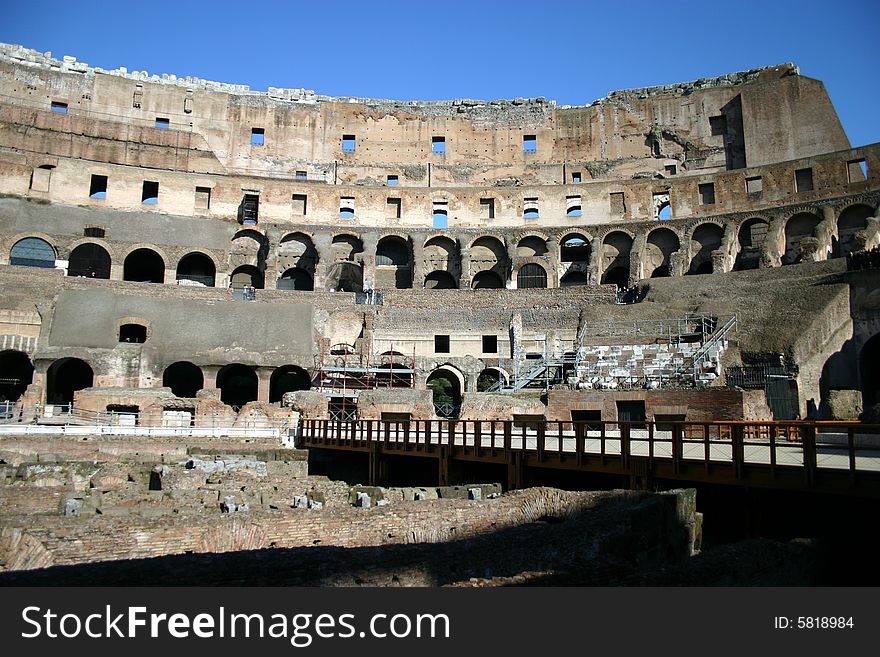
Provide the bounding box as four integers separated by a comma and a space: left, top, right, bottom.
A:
427, 365, 465, 416
176, 251, 216, 287
477, 367, 509, 391
9, 236, 56, 268
472, 270, 504, 289
783, 212, 822, 265
835, 203, 875, 257
470, 235, 507, 281
330, 233, 364, 262
278, 232, 318, 273
269, 365, 311, 403
516, 235, 549, 258
46, 357, 93, 405
376, 235, 413, 289
424, 270, 457, 289
162, 361, 204, 398
687, 223, 724, 275
515, 262, 548, 289
600, 231, 632, 287
230, 229, 269, 275
733, 218, 771, 271
277, 267, 314, 291
645, 227, 680, 278
559, 233, 591, 262
67, 242, 111, 279
229, 265, 264, 289
216, 363, 258, 409
123, 248, 165, 283
326, 261, 363, 292
0, 350, 34, 403
423, 235, 458, 272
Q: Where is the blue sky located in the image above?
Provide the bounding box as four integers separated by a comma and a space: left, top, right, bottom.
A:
2, 0, 878, 146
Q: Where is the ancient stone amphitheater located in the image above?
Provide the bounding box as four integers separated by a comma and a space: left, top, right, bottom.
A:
0, 44, 878, 584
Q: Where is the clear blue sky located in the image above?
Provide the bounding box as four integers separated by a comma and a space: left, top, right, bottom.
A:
2, 0, 878, 146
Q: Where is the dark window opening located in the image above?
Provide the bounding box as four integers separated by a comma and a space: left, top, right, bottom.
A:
277, 268, 314, 291
523, 135, 537, 153
176, 252, 216, 287
68, 243, 110, 279
472, 270, 504, 289
432, 136, 446, 154
216, 364, 258, 409
119, 324, 147, 344
434, 335, 450, 353
241, 194, 259, 224
295, 170, 307, 181
709, 115, 726, 136
795, 168, 814, 193
83, 226, 105, 238
46, 358, 93, 406
155, 117, 170, 129
141, 180, 159, 204
480, 198, 495, 219
50, 101, 68, 114
655, 414, 686, 431
698, 183, 716, 205
518, 263, 548, 289
123, 248, 164, 284
571, 410, 601, 431
342, 135, 356, 152
665, 164, 677, 176
616, 400, 646, 425
386, 198, 401, 219
0, 351, 35, 404
387, 175, 399, 185
195, 186, 211, 210
251, 127, 265, 146
572, 172, 582, 183
89, 174, 108, 199
162, 361, 203, 398
269, 365, 311, 403
561, 236, 590, 262
482, 335, 497, 353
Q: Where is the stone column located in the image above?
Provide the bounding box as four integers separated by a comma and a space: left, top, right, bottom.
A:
313, 234, 335, 291
361, 233, 379, 291
411, 238, 425, 289
256, 366, 272, 403
505, 239, 518, 289
629, 232, 647, 282
588, 236, 602, 285
459, 243, 471, 289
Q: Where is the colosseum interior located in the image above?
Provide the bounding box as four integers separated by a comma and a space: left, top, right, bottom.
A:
0, 43, 878, 585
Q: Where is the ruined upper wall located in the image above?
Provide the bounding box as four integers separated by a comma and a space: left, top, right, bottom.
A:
0, 43, 852, 186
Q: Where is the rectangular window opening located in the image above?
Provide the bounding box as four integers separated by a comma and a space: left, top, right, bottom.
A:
251, 127, 265, 146
795, 167, 814, 193
523, 135, 537, 153
50, 101, 68, 114
709, 115, 727, 136
432, 201, 449, 229
482, 335, 498, 354
664, 164, 677, 176
292, 193, 307, 215
848, 159, 868, 183
480, 198, 495, 219
340, 197, 355, 218
387, 175, 399, 186
141, 180, 159, 204
89, 174, 108, 199
83, 226, 105, 238
342, 135, 356, 152
698, 182, 716, 205
566, 195, 582, 217
432, 136, 446, 154
610, 192, 626, 217
434, 335, 450, 353
386, 197, 401, 219
30, 166, 53, 192
295, 170, 307, 181
745, 176, 763, 195
572, 172, 582, 183
155, 117, 170, 129
571, 410, 602, 431
616, 400, 646, 425
523, 197, 539, 219
241, 194, 259, 224
195, 186, 211, 210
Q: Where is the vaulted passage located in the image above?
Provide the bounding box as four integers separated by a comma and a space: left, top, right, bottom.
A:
230, 265, 264, 290
277, 268, 314, 291
269, 365, 311, 403
123, 248, 164, 283
376, 236, 412, 289
216, 364, 258, 409
427, 368, 462, 418
162, 361, 204, 398
0, 350, 34, 403
46, 358, 93, 405
326, 261, 363, 292
472, 270, 504, 289
67, 243, 111, 279
176, 253, 216, 287
424, 270, 457, 289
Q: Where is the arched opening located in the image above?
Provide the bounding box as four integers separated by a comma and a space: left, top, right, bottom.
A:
68, 243, 111, 279
424, 236, 457, 272
326, 261, 363, 292
162, 361, 203, 398
560, 234, 590, 263
376, 236, 412, 289
118, 323, 147, 343
836, 204, 874, 257
602, 266, 629, 289
331, 234, 363, 261
477, 368, 508, 392
424, 270, 457, 289
277, 268, 314, 291
279, 233, 317, 276
472, 270, 504, 289
376, 351, 413, 388
123, 248, 165, 283
470, 236, 507, 285
734, 219, 769, 271
560, 271, 588, 287
176, 252, 216, 287
230, 265, 264, 290
427, 368, 462, 417
861, 334, 880, 412
10, 237, 55, 268
0, 350, 34, 403
517, 236, 548, 258
687, 224, 723, 275
216, 364, 258, 409
269, 365, 311, 403
646, 228, 679, 278
46, 357, 93, 405
517, 263, 548, 289
783, 213, 821, 265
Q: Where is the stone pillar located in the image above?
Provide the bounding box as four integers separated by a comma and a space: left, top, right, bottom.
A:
816, 205, 837, 260
361, 234, 379, 291
163, 268, 176, 285
505, 240, 518, 289
629, 232, 647, 282
459, 244, 471, 289
313, 237, 335, 291
256, 366, 272, 403
411, 239, 425, 289
201, 365, 221, 393
588, 236, 602, 285
109, 263, 123, 281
